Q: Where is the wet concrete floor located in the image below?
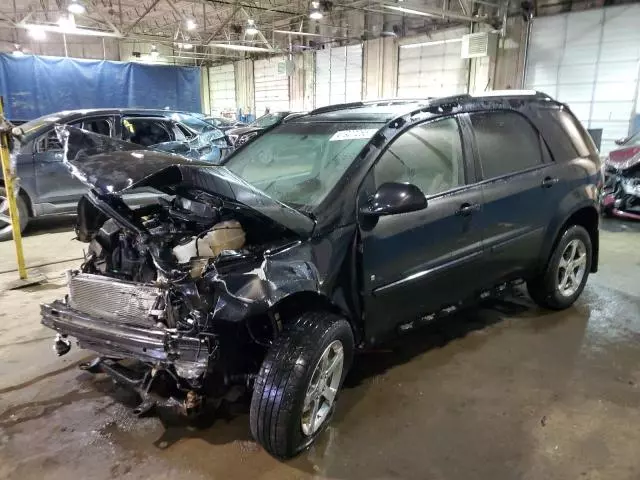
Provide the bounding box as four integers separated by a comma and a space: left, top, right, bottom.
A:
1, 218, 639, 479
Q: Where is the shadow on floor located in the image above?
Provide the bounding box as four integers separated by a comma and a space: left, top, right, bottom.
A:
23, 215, 76, 237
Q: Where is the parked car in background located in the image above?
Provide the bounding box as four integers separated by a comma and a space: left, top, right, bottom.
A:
204, 115, 245, 131
601, 131, 640, 219
0, 108, 230, 241
226, 111, 304, 147
41, 92, 600, 459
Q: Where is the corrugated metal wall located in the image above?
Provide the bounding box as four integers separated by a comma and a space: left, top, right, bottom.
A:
208, 63, 236, 114
397, 27, 471, 97
525, 4, 640, 154
314, 45, 363, 108
254, 56, 290, 115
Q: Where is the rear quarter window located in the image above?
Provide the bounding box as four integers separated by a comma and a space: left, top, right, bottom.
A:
554, 109, 597, 157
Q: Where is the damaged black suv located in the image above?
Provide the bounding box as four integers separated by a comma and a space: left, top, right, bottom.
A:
41, 92, 601, 459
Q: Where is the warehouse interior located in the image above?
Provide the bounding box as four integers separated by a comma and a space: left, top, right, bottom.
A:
1, 0, 640, 478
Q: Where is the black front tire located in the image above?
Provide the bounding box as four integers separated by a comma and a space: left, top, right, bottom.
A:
250, 311, 354, 459
527, 225, 592, 310
0, 187, 29, 242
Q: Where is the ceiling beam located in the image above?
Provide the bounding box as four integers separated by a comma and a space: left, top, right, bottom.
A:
123, 0, 161, 36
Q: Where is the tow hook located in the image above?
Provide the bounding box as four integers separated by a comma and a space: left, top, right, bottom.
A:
53, 334, 71, 356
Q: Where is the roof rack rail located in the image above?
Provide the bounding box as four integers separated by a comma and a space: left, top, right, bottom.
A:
309, 98, 430, 115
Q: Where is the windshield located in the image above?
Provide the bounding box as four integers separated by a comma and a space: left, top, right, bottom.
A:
224, 121, 382, 210
251, 112, 288, 128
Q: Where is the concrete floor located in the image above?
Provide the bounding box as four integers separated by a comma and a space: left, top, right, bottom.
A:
1, 217, 639, 480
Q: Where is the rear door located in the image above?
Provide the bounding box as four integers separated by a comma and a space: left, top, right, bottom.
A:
34, 116, 115, 211
466, 110, 557, 283
359, 116, 485, 342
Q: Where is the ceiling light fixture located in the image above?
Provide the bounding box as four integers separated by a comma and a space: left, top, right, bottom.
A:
186, 19, 196, 30
58, 14, 76, 30
67, 0, 86, 15
245, 19, 258, 36
208, 43, 275, 53
384, 5, 437, 17
27, 26, 46, 40
12, 44, 25, 57
20, 23, 122, 38
309, 2, 323, 20
176, 42, 194, 50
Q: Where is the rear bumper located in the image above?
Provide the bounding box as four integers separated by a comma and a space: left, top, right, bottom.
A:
41, 301, 207, 366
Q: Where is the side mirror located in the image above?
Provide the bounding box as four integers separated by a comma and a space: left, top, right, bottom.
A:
615, 137, 628, 146
360, 182, 427, 216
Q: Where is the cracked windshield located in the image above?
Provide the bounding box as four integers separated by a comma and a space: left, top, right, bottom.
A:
224, 121, 383, 210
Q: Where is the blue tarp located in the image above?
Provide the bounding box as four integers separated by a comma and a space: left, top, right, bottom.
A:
0, 54, 201, 120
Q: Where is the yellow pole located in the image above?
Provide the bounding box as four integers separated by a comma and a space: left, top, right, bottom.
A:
0, 97, 28, 279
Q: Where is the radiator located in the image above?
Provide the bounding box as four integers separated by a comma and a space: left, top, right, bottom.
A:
68, 273, 163, 327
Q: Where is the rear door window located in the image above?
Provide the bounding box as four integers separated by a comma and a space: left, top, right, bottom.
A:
470, 111, 543, 179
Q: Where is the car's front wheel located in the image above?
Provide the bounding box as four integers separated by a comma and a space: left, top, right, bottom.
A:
0, 187, 29, 242
250, 311, 354, 459
527, 225, 592, 309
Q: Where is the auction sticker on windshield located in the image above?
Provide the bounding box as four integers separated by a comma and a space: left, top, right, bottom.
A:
329, 129, 379, 141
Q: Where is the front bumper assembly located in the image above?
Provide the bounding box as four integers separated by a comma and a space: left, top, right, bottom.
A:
41, 300, 209, 366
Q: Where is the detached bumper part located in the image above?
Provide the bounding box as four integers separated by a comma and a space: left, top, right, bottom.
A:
40, 301, 209, 369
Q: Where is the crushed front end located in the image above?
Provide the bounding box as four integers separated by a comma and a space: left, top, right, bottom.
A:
40, 126, 317, 416
602, 153, 640, 220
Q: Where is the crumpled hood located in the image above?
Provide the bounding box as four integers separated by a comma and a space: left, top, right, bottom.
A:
57, 125, 315, 237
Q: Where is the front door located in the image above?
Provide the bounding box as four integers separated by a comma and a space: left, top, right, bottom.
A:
359, 116, 484, 344
466, 110, 556, 283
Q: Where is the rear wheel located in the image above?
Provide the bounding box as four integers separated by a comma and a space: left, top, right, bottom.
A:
527, 225, 592, 309
250, 311, 354, 459
0, 187, 29, 242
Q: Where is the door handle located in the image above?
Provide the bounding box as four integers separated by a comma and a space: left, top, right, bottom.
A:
456, 202, 481, 216
542, 176, 559, 188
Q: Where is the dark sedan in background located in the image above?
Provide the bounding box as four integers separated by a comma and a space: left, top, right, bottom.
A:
226, 111, 305, 147
0, 108, 230, 240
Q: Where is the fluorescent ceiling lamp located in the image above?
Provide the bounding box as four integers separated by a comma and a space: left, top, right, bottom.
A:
67, 0, 86, 15
401, 38, 462, 48
208, 43, 275, 53
176, 42, 194, 50
19, 23, 122, 37
273, 30, 323, 37
309, 2, 323, 20
186, 19, 196, 30
27, 26, 46, 40
58, 14, 76, 30
245, 19, 258, 36
384, 5, 437, 17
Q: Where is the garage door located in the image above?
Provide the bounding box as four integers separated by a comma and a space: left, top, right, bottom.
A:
208, 64, 236, 114
398, 27, 470, 98
525, 4, 640, 154
254, 56, 290, 116
314, 44, 363, 108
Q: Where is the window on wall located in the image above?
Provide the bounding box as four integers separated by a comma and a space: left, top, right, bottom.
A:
373, 117, 465, 196
470, 111, 543, 179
